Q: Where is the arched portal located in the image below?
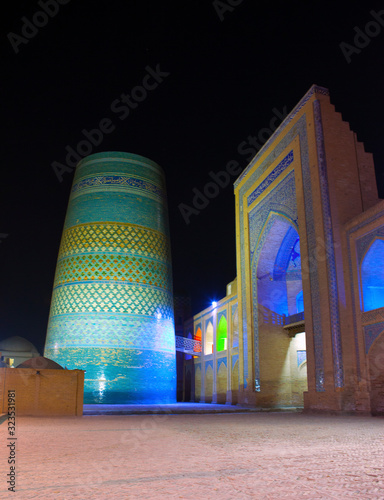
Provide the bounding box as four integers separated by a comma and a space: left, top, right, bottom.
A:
361, 239, 384, 311
194, 327, 202, 358
217, 316, 228, 352
254, 215, 307, 407
205, 322, 213, 354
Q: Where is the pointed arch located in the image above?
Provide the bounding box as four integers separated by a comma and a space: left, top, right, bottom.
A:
205, 321, 213, 354
194, 327, 202, 357
361, 238, 384, 311
216, 316, 228, 352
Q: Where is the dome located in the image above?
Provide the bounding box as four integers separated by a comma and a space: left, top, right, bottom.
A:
0, 336, 39, 353
16, 356, 64, 370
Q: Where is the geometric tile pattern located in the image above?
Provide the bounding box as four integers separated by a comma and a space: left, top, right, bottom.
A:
205, 359, 213, 371
363, 321, 384, 354
217, 310, 227, 323
54, 252, 170, 289
44, 152, 176, 403
58, 223, 169, 261
361, 307, 384, 326
356, 227, 384, 265
248, 169, 298, 390
346, 207, 384, 382
217, 357, 227, 370
50, 282, 173, 317
71, 175, 164, 200
247, 150, 294, 207
249, 169, 297, 263
313, 99, 344, 388
45, 313, 175, 352
232, 353, 239, 369
235, 85, 329, 188
237, 105, 326, 393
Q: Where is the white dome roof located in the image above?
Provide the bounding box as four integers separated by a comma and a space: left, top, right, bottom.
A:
0, 336, 39, 353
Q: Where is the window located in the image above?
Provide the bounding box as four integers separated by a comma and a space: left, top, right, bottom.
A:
216, 316, 228, 352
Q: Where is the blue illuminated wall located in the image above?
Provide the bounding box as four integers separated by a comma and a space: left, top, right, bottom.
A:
361, 239, 384, 312
44, 152, 176, 404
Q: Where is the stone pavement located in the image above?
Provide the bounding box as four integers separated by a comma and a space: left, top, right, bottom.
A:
1, 411, 383, 499
83, 402, 300, 415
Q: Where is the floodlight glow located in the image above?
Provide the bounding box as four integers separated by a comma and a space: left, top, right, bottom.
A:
44, 152, 176, 404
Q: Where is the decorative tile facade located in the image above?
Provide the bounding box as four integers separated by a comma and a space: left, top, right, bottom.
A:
248, 169, 298, 388
237, 110, 326, 392
347, 207, 384, 381
313, 99, 344, 388
363, 322, 384, 354
44, 152, 176, 404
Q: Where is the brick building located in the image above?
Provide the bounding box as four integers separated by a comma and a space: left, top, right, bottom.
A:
183, 85, 384, 414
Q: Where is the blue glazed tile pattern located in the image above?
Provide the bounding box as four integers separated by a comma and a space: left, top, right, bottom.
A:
313, 99, 344, 388
217, 357, 227, 369
363, 322, 384, 354
247, 151, 294, 207
248, 170, 298, 388
237, 112, 326, 393
71, 175, 164, 202
347, 208, 384, 380
44, 152, 176, 404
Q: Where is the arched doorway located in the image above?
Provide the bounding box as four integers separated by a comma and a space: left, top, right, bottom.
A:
361, 239, 384, 311
216, 316, 228, 352
205, 322, 213, 354
253, 215, 307, 407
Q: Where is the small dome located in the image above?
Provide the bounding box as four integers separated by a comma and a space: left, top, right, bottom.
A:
16, 356, 64, 370
0, 336, 39, 353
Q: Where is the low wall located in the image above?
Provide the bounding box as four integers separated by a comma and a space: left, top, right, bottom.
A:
0, 368, 84, 416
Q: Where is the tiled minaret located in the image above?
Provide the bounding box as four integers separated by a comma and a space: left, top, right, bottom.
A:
44, 152, 176, 404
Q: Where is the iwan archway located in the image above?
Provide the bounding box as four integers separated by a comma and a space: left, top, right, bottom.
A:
185, 85, 380, 413
251, 203, 307, 407
233, 86, 378, 412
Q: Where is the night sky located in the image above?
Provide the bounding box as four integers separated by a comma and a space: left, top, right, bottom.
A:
1, 0, 384, 353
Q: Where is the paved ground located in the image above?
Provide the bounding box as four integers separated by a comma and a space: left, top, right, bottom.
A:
83, 402, 299, 415
1, 411, 384, 499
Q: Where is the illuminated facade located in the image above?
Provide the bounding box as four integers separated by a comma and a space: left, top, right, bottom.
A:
184, 86, 384, 414
44, 152, 176, 404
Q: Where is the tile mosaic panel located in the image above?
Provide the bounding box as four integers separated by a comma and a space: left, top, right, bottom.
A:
363, 322, 384, 354
313, 99, 344, 388
44, 152, 176, 404
238, 111, 326, 393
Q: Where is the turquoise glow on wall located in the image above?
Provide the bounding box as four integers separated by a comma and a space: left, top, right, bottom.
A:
44, 152, 176, 404
296, 290, 304, 313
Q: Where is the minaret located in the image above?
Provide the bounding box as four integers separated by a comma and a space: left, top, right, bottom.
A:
44, 152, 176, 404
